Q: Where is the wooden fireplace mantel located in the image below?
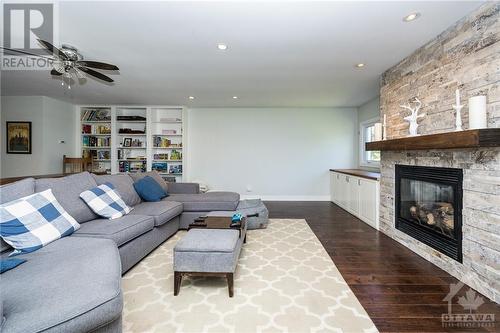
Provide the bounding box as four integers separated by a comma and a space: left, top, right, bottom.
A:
366, 128, 500, 151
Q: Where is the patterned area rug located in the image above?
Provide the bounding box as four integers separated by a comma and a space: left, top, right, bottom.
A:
122, 219, 377, 333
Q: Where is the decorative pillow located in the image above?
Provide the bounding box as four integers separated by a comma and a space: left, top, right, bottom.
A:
0, 258, 26, 273
0, 189, 81, 256
80, 182, 132, 219
133, 176, 168, 202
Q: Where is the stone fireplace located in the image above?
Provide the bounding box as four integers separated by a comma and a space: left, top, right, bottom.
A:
378, 3, 499, 303
395, 164, 463, 262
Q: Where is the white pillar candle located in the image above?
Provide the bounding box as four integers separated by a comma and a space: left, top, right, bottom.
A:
374, 122, 383, 141
455, 89, 460, 106
468, 95, 487, 129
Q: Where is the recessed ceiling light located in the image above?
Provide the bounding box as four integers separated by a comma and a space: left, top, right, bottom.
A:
232, 96, 238, 99
355, 63, 365, 68
403, 12, 421, 22
188, 96, 195, 100
217, 43, 228, 50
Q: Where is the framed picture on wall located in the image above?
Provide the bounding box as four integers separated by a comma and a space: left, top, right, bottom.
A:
6, 121, 32, 154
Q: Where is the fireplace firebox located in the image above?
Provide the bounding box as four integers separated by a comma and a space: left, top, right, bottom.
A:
395, 165, 463, 262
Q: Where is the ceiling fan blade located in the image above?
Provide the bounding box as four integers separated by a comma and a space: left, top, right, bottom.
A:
50, 69, 63, 76
37, 39, 68, 60
78, 66, 114, 83
76, 61, 119, 71
0, 46, 53, 59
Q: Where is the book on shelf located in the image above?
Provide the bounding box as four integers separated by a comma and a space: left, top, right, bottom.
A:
152, 162, 168, 172
163, 176, 177, 183
82, 136, 110, 147
81, 108, 111, 121
116, 115, 146, 121
119, 160, 146, 173
168, 164, 182, 174
82, 124, 111, 134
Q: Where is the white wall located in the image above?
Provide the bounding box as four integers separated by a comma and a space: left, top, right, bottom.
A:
1, 96, 78, 178
187, 107, 358, 200
357, 97, 380, 169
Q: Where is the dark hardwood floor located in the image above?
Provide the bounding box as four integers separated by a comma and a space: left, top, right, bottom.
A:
266, 201, 500, 333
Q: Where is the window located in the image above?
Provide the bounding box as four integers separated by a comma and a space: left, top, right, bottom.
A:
360, 118, 380, 167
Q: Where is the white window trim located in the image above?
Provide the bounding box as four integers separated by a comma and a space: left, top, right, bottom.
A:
359, 117, 380, 168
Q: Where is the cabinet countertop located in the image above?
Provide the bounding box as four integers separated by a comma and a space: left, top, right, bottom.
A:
330, 169, 380, 181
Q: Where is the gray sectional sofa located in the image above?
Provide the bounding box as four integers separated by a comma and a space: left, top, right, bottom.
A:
0, 171, 240, 333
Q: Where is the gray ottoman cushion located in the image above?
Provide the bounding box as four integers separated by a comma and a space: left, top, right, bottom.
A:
35, 172, 99, 223
92, 173, 141, 207
130, 201, 183, 226
72, 215, 154, 246
164, 192, 240, 211
174, 228, 244, 273
0, 237, 122, 333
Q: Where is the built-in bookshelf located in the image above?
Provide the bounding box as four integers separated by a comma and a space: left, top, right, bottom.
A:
81, 107, 112, 173
78, 105, 185, 181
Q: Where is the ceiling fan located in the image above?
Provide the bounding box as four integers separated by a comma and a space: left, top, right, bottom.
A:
1, 39, 119, 85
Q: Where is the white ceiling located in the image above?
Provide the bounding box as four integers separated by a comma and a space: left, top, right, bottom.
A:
1, 1, 484, 107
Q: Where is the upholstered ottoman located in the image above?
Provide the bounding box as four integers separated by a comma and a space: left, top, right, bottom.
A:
173, 225, 246, 297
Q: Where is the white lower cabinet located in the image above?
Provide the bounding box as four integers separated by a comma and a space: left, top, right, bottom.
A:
330, 171, 379, 230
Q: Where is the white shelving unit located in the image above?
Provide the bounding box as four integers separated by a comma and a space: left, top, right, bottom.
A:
80, 106, 112, 174
78, 105, 186, 181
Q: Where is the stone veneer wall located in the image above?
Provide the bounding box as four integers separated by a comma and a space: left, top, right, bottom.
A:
379, 3, 500, 302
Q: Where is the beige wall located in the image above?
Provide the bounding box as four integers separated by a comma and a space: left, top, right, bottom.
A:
379, 3, 500, 302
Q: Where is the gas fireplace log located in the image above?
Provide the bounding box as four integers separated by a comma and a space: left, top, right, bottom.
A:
409, 203, 454, 236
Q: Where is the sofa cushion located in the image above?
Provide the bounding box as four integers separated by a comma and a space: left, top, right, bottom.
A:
35, 172, 99, 223
80, 182, 132, 219
163, 192, 240, 211
72, 214, 154, 246
130, 201, 183, 226
129, 171, 169, 193
0, 237, 122, 333
0, 178, 35, 204
0, 189, 81, 255
92, 173, 141, 207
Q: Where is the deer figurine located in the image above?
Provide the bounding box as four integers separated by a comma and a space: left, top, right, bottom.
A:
400, 98, 424, 136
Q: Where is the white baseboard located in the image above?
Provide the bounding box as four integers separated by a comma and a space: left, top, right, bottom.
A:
240, 195, 330, 201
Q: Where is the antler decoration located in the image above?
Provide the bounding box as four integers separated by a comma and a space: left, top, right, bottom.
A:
400, 97, 424, 136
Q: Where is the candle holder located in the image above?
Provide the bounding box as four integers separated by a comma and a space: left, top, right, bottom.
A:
453, 103, 463, 131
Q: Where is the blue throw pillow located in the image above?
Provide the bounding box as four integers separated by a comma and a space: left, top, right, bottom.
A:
133, 176, 168, 202
0, 189, 80, 256
0, 258, 26, 273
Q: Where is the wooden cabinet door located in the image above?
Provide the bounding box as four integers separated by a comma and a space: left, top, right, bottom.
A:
347, 176, 359, 215
358, 178, 377, 228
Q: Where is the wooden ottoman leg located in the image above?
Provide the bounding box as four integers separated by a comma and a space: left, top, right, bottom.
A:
226, 273, 234, 297
174, 271, 182, 296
